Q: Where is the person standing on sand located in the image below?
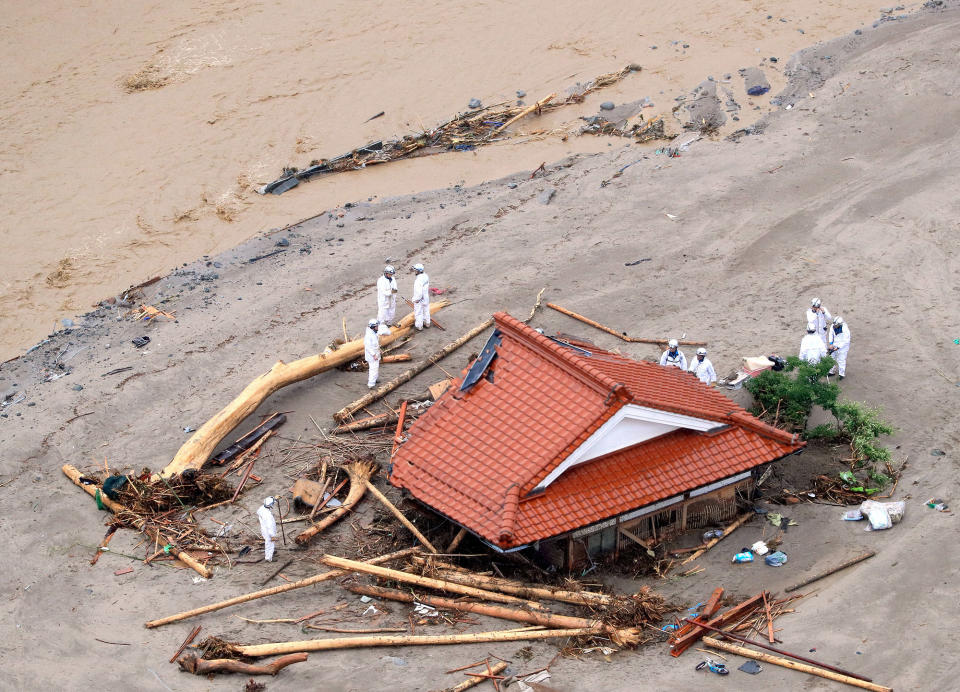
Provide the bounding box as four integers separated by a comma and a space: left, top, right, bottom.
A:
364, 318, 381, 389
376, 265, 398, 326
806, 297, 833, 345
411, 263, 431, 330
660, 339, 687, 369
257, 497, 279, 562
799, 322, 828, 364
689, 347, 717, 384
827, 316, 851, 380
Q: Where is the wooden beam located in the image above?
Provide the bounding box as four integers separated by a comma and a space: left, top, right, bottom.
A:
669, 592, 765, 657
545, 303, 706, 346
363, 480, 438, 553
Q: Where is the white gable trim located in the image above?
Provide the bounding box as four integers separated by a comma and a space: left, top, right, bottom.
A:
534, 404, 722, 491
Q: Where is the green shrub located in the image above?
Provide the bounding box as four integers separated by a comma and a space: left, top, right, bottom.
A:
832, 400, 894, 464
746, 356, 839, 429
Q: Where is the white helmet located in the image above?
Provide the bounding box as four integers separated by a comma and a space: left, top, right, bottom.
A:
811, 297, 821, 308
413, 263, 425, 273
384, 265, 395, 275
833, 316, 844, 326
668, 339, 678, 349
696, 347, 707, 356
368, 318, 379, 328
806, 322, 816, 333
263, 496, 276, 508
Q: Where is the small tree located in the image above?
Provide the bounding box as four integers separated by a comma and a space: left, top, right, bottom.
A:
745, 356, 839, 429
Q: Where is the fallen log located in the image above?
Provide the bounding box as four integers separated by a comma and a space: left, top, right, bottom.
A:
233, 627, 600, 657
784, 551, 876, 593
364, 480, 438, 552
177, 652, 307, 676
703, 639, 891, 692
443, 661, 509, 692
332, 411, 400, 434
382, 353, 413, 363
321, 555, 542, 608
144, 547, 417, 628
403, 298, 446, 330
295, 461, 375, 546
333, 318, 493, 423
160, 301, 448, 478
680, 512, 753, 564
545, 303, 706, 346
62, 464, 213, 579
345, 583, 602, 631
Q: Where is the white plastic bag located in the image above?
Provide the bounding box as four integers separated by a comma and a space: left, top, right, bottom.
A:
859, 500, 905, 531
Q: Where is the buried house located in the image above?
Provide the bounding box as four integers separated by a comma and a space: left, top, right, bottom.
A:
390, 312, 804, 568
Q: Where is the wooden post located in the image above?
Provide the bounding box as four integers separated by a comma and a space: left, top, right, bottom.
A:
160, 302, 448, 478
545, 303, 706, 346
703, 639, 892, 692
333, 318, 493, 422
784, 551, 876, 593
233, 627, 601, 658
363, 480, 438, 553
445, 527, 468, 553
62, 465, 213, 579
144, 548, 417, 628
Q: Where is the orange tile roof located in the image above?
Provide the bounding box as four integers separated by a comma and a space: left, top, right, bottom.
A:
390, 312, 803, 548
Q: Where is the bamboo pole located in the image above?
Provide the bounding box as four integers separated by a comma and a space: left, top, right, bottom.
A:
160, 302, 448, 478
493, 94, 556, 134
444, 661, 509, 692
62, 464, 213, 579
295, 461, 375, 546
703, 639, 892, 692
345, 583, 601, 630
320, 555, 541, 608
681, 513, 753, 564
784, 551, 876, 592
545, 303, 706, 346
363, 480, 439, 553
334, 318, 493, 422
234, 627, 600, 658
144, 547, 417, 628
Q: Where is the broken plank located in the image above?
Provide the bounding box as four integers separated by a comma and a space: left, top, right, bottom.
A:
669, 592, 765, 657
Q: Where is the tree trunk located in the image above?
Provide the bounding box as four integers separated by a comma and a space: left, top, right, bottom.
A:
295, 461, 375, 546
177, 652, 307, 676
160, 302, 447, 478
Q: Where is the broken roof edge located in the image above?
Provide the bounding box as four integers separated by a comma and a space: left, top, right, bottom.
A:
727, 409, 804, 447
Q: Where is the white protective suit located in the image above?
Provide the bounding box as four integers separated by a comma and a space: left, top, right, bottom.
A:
660, 348, 687, 369
806, 305, 833, 345
828, 322, 851, 376
364, 324, 381, 388
376, 275, 398, 325
412, 272, 431, 329
799, 332, 828, 364
689, 357, 717, 384
256, 505, 278, 562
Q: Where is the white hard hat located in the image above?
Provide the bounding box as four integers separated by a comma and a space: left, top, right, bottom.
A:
668, 339, 678, 349
263, 496, 275, 508
696, 347, 707, 356
368, 318, 379, 328
833, 316, 844, 326
806, 322, 816, 333
413, 263, 425, 272
384, 265, 395, 275
811, 297, 821, 308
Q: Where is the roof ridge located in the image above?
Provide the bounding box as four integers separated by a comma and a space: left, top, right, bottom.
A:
493, 312, 627, 396
727, 409, 801, 445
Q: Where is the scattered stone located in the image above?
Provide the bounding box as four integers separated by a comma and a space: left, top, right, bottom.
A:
516, 90, 526, 98
275, 237, 290, 247
199, 272, 219, 282
600, 101, 615, 110
931, 449, 946, 456
538, 189, 556, 205
72, 384, 84, 391
741, 67, 771, 96
27, 402, 36, 407
468, 98, 482, 109
507, 182, 518, 189
62, 318, 74, 328
770, 56, 779, 63
855, 28, 863, 34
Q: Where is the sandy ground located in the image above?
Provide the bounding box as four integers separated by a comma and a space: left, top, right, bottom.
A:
0, 0, 912, 361
3, 2, 960, 690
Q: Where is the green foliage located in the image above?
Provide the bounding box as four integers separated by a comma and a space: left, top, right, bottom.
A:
832, 400, 894, 463
746, 356, 839, 428
805, 424, 840, 441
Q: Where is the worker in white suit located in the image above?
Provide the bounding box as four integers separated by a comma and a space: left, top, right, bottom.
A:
364, 318, 381, 389
660, 339, 687, 369
799, 322, 828, 364
805, 297, 833, 345
689, 347, 717, 385
257, 496, 279, 562
411, 263, 431, 330
827, 316, 851, 379
376, 265, 398, 326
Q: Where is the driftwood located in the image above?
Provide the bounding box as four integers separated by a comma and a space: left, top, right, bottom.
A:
332, 411, 400, 434
680, 512, 753, 564
545, 303, 706, 346
62, 464, 213, 579
144, 547, 417, 628
321, 555, 541, 608
177, 652, 307, 676
295, 461, 376, 546
233, 627, 600, 658
493, 93, 556, 134
363, 480, 438, 552
160, 302, 447, 478
703, 639, 891, 692
382, 354, 412, 363
784, 551, 876, 592
170, 625, 202, 662
443, 661, 509, 692
333, 318, 493, 422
